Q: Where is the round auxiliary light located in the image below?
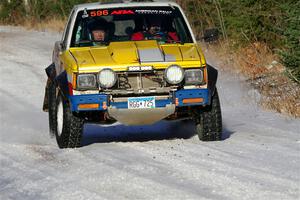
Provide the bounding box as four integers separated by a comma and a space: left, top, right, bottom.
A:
98, 68, 117, 88
164, 65, 184, 84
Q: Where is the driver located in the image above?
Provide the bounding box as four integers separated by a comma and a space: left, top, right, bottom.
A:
89, 18, 108, 44
131, 17, 179, 42
92, 29, 106, 41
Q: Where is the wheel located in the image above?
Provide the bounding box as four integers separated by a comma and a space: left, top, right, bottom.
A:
194, 89, 222, 141
49, 91, 84, 148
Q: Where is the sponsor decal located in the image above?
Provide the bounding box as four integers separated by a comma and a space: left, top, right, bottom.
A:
86, 9, 135, 17
83, 9, 172, 18
82, 8, 89, 18
111, 10, 134, 15
135, 10, 173, 15
90, 10, 109, 17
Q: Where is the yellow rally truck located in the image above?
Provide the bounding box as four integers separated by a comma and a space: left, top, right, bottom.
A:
43, 0, 222, 148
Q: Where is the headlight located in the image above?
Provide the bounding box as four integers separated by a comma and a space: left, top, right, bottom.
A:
185, 69, 204, 85
98, 68, 117, 88
77, 74, 97, 89
164, 65, 184, 84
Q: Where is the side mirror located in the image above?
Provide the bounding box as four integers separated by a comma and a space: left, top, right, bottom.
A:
203, 28, 219, 43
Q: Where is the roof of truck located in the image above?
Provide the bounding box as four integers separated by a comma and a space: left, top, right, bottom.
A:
74, 0, 179, 11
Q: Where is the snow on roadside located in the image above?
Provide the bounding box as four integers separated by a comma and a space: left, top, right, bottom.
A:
0, 26, 299, 200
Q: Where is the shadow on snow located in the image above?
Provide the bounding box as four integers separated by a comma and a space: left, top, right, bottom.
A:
81, 120, 234, 146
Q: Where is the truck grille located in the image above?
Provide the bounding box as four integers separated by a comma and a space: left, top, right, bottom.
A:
104, 71, 175, 96
118, 72, 163, 89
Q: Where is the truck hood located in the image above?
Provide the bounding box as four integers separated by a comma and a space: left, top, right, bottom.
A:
69, 40, 201, 70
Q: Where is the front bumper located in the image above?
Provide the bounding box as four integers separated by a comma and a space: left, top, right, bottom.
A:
69, 88, 210, 112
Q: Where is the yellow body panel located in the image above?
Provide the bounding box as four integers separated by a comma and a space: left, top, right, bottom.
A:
135, 40, 159, 50
180, 45, 200, 61
60, 50, 78, 74
160, 45, 183, 61
63, 41, 206, 73
108, 42, 139, 64
196, 44, 206, 66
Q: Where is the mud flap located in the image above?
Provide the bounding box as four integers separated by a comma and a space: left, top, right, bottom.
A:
43, 63, 56, 112
42, 79, 52, 112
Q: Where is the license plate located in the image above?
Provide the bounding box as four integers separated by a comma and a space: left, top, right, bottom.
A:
128, 96, 155, 109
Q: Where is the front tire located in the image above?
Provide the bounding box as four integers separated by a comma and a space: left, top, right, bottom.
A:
194, 89, 222, 141
51, 93, 84, 148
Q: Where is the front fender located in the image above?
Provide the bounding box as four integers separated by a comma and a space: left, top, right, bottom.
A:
43, 64, 71, 111
45, 61, 72, 102
55, 71, 71, 100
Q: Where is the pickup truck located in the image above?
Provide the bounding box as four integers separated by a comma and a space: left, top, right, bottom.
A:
43, 0, 222, 148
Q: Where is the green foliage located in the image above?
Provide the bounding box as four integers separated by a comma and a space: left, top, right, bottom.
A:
0, 0, 25, 24
25, 0, 91, 20
224, 0, 299, 81
178, 0, 299, 81
279, 1, 300, 82
0, 0, 100, 22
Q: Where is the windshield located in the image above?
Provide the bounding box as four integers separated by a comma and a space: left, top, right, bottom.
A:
70, 6, 193, 47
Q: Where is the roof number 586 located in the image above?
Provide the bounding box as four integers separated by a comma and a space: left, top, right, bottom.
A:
90, 10, 109, 17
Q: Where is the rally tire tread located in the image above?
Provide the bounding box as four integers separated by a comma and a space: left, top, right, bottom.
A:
65, 107, 84, 148
56, 95, 84, 148
196, 90, 222, 141
49, 89, 84, 149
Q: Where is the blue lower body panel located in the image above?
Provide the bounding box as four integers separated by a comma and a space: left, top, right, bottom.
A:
69, 89, 210, 112
175, 89, 210, 107
69, 94, 108, 111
